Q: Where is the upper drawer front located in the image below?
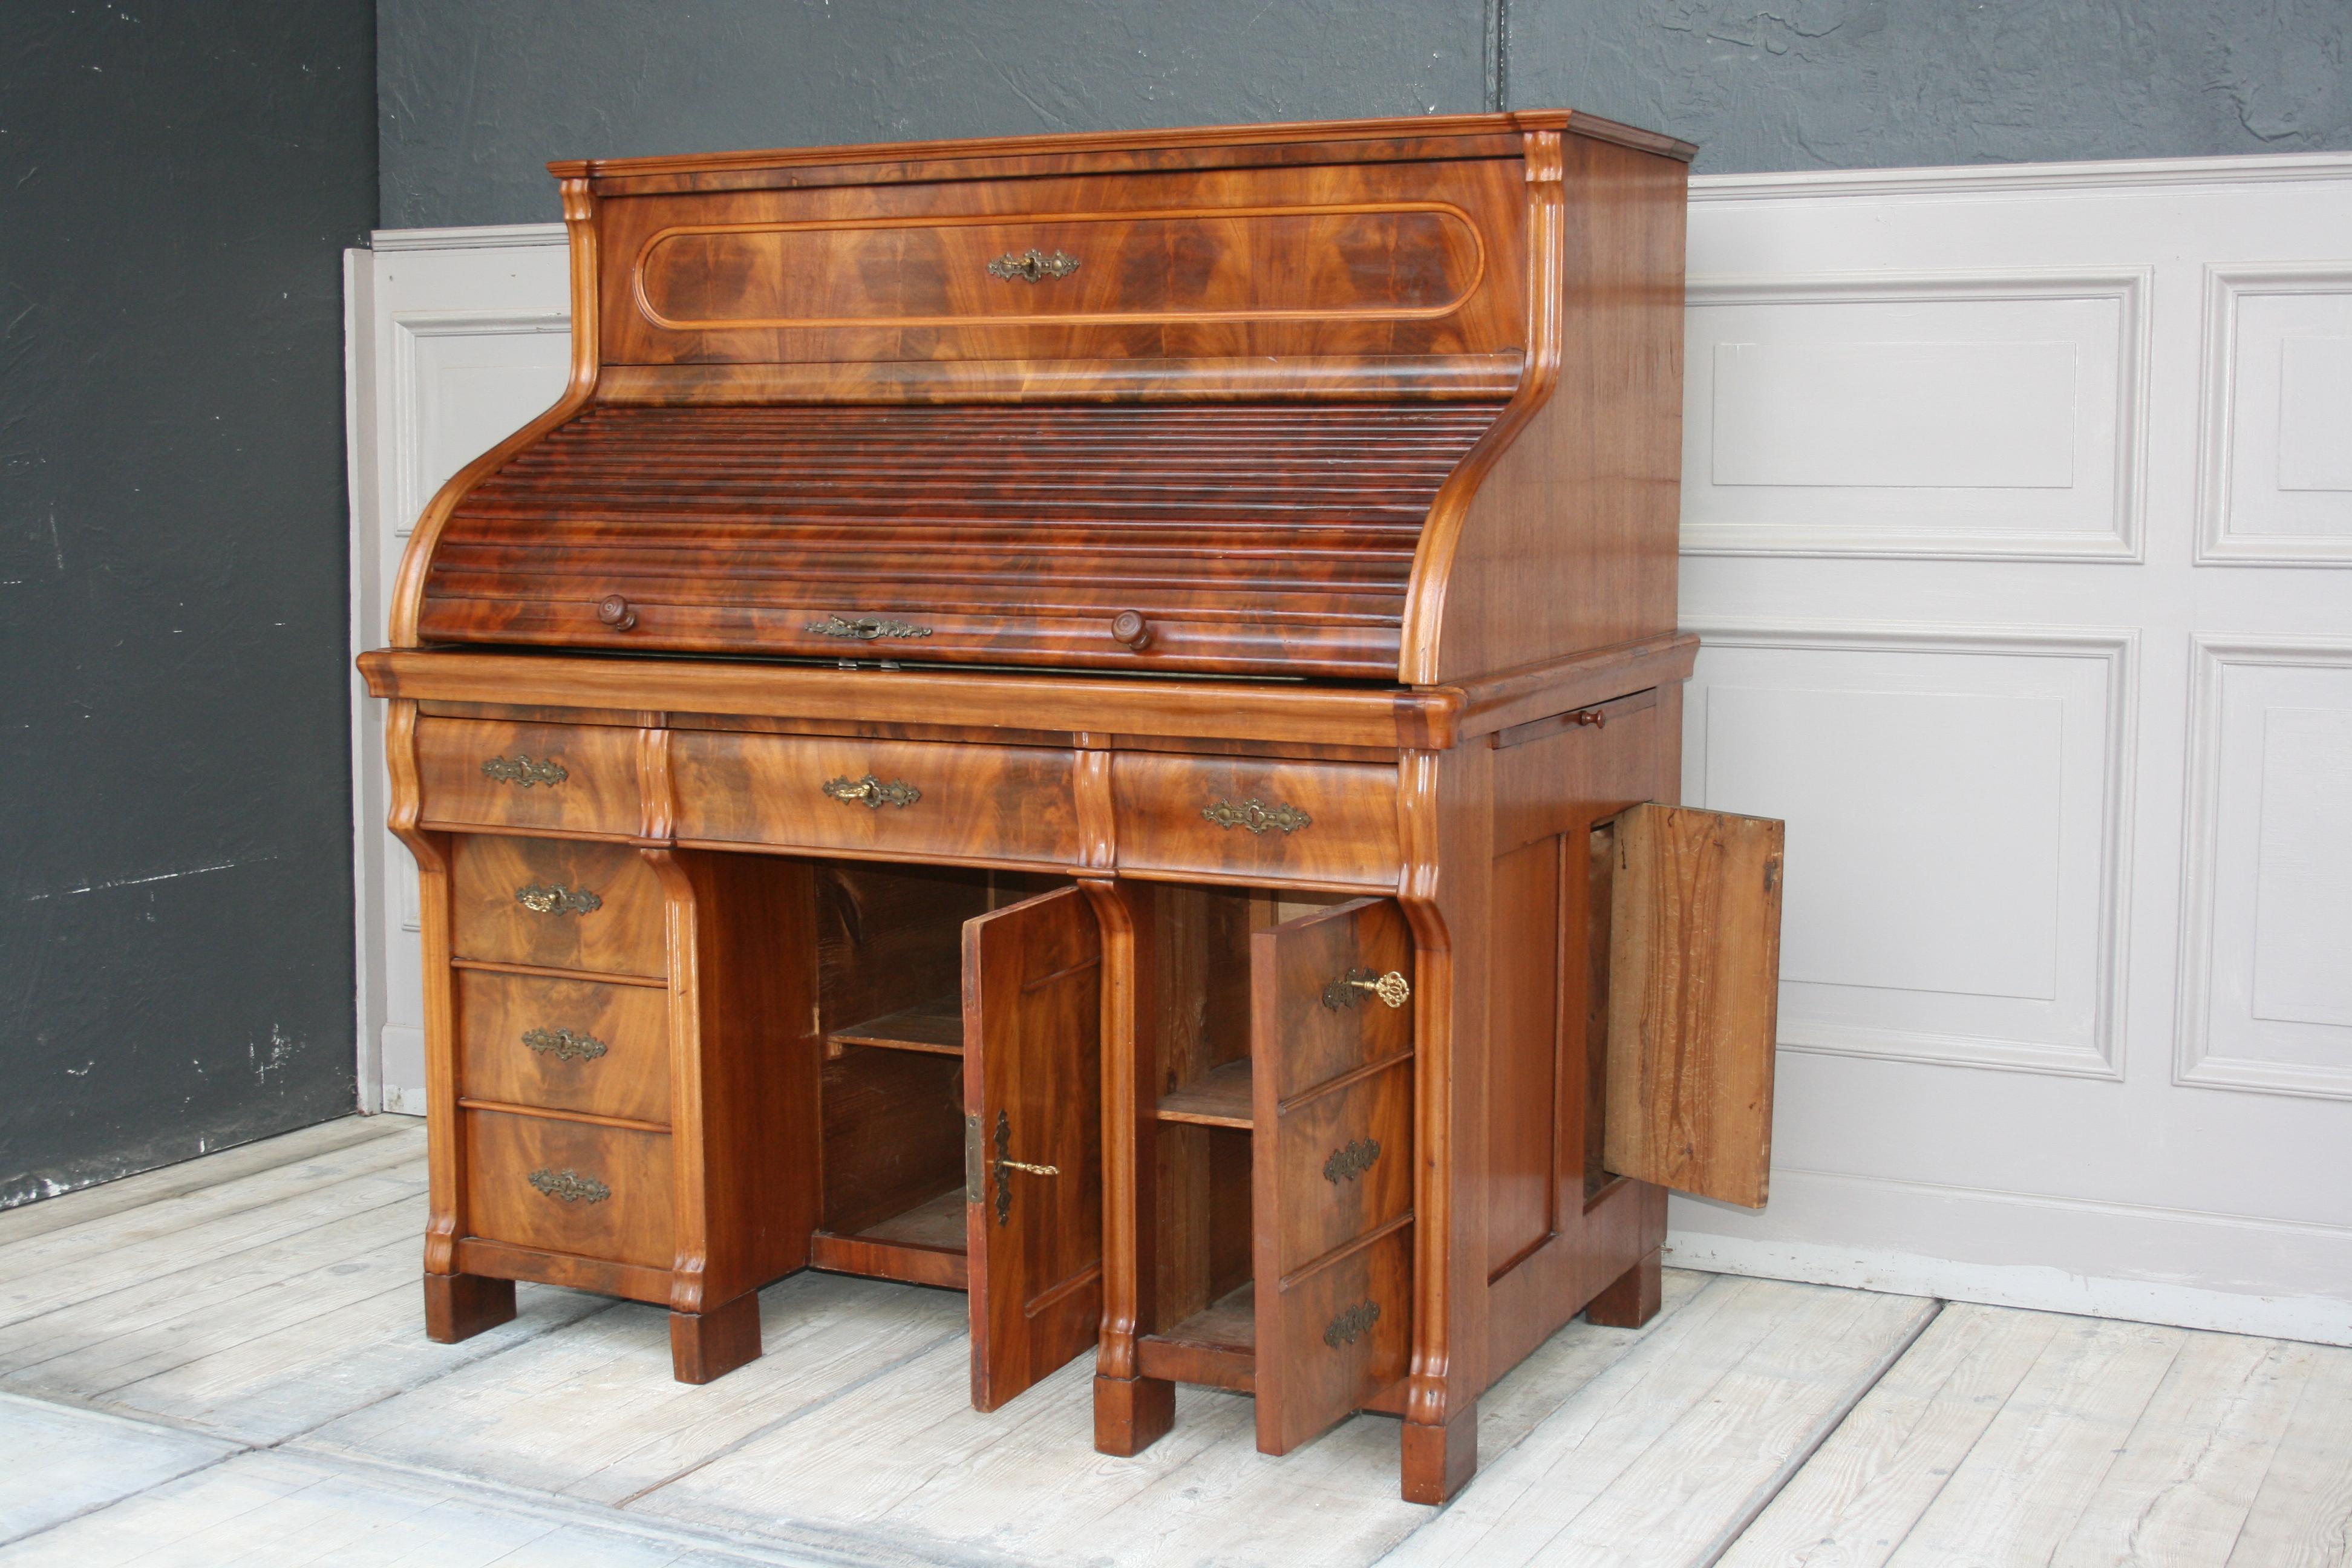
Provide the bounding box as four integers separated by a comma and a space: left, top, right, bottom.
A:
449, 835, 667, 979
669, 732, 1082, 867
599, 158, 1526, 366
462, 1108, 675, 1270
1114, 754, 1399, 889
416, 718, 640, 836
634, 205, 1482, 332
457, 969, 670, 1126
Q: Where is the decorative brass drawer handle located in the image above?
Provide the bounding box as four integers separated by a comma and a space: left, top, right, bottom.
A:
1324, 1299, 1380, 1349
988, 248, 1080, 282
1323, 968, 1411, 1010
806, 614, 933, 641
521, 1026, 607, 1062
515, 883, 603, 916
1202, 797, 1312, 835
823, 774, 921, 809
528, 1168, 610, 1204
481, 754, 567, 788
1323, 1138, 1382, 1184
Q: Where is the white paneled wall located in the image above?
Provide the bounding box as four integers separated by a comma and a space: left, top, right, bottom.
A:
346, 154, 2352, 1342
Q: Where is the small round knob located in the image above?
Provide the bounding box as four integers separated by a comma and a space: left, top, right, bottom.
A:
1109, 610, 1152, 651
596, 593, 637, 631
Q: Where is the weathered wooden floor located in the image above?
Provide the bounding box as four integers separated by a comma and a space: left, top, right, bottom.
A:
0, 1119, 2344, 1566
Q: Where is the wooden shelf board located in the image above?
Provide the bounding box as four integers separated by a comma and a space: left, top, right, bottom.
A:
811, 1188, 970, 1290
1155, 1057, 1255, 1129
829, 996, 965, 1057
1137, 1282, 1256, 1393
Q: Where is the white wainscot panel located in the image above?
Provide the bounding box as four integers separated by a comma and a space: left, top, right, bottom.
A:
1685, 626, 2132, 1077
1682, 272, 2148, 560
2198, 265, 2352, 564
2178, 639, 2352, 1098
392, 312, 570, 538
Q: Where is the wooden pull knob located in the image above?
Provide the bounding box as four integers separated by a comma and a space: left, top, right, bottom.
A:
596, 593, 637, 631
1109, 610, 1152, 650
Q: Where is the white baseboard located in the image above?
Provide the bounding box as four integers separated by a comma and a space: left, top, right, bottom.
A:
1669, 1168, 2352, 1347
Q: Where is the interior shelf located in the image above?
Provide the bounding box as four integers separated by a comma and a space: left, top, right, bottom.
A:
829, 996, 965, 1058
810, 1186, 969, 1291
1154, 1057, 1254, 1129
1137, 1281, 1256, 1393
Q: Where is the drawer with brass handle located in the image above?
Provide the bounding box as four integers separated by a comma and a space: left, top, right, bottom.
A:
448, 835, 666, 978
461, 1108, 674, 1270
414, 717, 640, 836
456, 969, 670, 1125
669, 731, 1082, 867
1113, 753, 1399, 890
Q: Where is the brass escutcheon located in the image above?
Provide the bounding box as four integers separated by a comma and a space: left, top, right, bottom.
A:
987, 248, 1080, 282
1322, 1137, 1382, 1184
1201, 797, 1311, 835
528, 1168, 610, 1204
822, 774, 921, 809
1324, 1299, 1381, 1348
521, 1027, 607, 1062
805, 614, 933, 641
481, 754, 567, 788
1322, 968, 1411, 1010
516, 883, 602, 916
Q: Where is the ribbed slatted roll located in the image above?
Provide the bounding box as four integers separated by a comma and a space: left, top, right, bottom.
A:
416, 401, 1505, 680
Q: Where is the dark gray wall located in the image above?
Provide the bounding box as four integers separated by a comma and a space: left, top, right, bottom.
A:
381, 0, 2349, 229
1, 4, 376, 1204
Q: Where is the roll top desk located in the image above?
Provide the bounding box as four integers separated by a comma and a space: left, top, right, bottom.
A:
360, 110, 1783, 1504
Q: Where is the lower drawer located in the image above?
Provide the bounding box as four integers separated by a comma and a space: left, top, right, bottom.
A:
457, 970, 671, 1126
448, 835, 667, 979
462, 1108, 675, 1270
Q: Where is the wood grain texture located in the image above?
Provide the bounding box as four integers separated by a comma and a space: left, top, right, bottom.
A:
1599, 803, 1784, 1209
963, 886, 1105, 1412
454, 970, 670, 1126
1113, 753, 1400, 890
446, 835, 667, 979
414, 717, 641, 837
670, 730, 1081, 865
459, 1108, 675, 1272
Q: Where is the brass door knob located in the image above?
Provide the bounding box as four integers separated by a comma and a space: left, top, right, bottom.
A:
1110, 610, 1153, 650
596, 593, 637, 630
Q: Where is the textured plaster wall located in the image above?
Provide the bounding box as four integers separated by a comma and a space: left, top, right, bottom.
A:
0, 4, 377, 1203
381, 0, 2348, 228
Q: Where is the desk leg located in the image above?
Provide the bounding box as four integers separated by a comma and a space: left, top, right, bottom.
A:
1400, 1401, 1478, 1505
1584, 1246, 1662, 1328
1094, 1371, 1175, 1455
422, 1273, 514, 1342
670, 1292, 762, 1383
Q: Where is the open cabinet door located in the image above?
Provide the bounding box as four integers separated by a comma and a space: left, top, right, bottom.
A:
963, 885, 1104, 1411
1252, 897, 1417, 1455
1598, 803, 1785, 1209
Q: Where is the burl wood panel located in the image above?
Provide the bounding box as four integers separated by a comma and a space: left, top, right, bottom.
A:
447, 836, 667, 979
669, 731, 1083, 867
460, 1108, 675, 1270
597, 158, 1527, 368
414, 717, 641, 837
964, 886, 1105, 1411
1251, 898, 1417, 1454
416, 402, 1501, 680
1599, 803, 1783, 1210
456, 969, 671, 1125
1113, 754, 1400, 890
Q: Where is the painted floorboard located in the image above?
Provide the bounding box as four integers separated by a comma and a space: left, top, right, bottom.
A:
0, 1392, 237, 1547
1381, 1276, 1938, 1568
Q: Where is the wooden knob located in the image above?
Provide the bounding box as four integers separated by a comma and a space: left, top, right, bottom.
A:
1109, 610, 1152, 650
596, 593, 637, 631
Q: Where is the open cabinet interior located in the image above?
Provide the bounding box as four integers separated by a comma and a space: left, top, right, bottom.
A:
800, 863, 1063, 1290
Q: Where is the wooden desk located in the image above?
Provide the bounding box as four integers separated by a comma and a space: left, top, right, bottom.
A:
362, 111, 1782, 1504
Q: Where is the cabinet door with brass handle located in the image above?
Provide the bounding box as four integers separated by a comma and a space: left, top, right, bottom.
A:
1250, 895, 1416, 1456
962, 884, 1103, 1413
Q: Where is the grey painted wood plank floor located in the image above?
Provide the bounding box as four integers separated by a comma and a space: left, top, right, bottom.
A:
0, 1119, 2344, 1566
